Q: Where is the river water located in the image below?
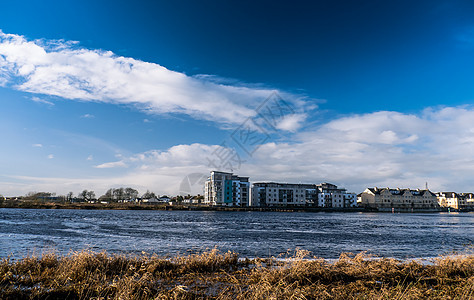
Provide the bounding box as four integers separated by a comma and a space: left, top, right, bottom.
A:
0, 208, 472, 259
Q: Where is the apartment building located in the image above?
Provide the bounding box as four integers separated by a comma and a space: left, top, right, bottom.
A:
250, 182, 317, 207
437, 192, 474, 210
359, 187, 438, 210
317, 182, 357, 208
203, 171, 249, 206
250, 182, 356, 208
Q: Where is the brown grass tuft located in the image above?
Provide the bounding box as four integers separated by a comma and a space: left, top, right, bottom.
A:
0, 249, 472, 299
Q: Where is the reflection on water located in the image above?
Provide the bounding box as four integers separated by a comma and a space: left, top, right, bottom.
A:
0, 209, 472, 259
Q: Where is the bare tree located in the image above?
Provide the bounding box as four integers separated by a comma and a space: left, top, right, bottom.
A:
125, 187, 139, 200
113, 188, 125, 201
66, 192, 74, 202
142, 190, 156, 199
101, 188, 114, 202
86, 190, 96, 201
79, 190, 88, 201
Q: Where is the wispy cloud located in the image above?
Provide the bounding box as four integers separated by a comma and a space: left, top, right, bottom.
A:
32, 143, 43, 147
30, 96, 54, 106
54, 130, 124, 155
0, 30, 309, 128
86, 155, 93, 161
80, 113, 95, 119
47, 154, 54, 159
94, 161, 128, 169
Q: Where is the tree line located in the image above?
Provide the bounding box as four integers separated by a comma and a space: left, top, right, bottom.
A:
0, 190, 204, 204
15, 188, 167, 202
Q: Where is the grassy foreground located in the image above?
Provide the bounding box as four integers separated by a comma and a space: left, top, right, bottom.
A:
0, 249, 473, 299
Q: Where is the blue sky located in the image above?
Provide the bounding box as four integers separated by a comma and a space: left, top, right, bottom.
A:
2, 0, 474, 196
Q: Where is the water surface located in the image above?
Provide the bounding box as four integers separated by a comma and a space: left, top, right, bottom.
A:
0, 208, 472, 259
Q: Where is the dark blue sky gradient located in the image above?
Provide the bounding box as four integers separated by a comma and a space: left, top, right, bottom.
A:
2, 0, 474, 115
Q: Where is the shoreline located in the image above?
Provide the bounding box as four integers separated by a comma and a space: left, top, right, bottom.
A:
1, 249, 472, 299
0, 202, 464, 213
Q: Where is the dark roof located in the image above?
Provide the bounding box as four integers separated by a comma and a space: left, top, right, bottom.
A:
366, 187, 382, 195
438, 192, 474, 199
364, 187, 436, 197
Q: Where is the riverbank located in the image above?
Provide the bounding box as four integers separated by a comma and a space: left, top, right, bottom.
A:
1, 249, 472, 299
1, 201, 451, 213
0, 201, 372, 212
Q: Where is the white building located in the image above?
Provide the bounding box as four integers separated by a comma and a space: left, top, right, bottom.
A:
317, 183, 357, 208
437, 192, 474, 210
204, 171, 250, 206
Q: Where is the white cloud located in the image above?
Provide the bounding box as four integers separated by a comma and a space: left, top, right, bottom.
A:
275, 113, 307, 132
94, 161, 128, 169
127, 143, 222, 166
32, 143, 43, 147
47, 154, 54, 159
80, 113, 94, 118
0, 30, 309, 128
86, 155, 93, 161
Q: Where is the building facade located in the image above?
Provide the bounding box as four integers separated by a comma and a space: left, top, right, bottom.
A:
359, 187, 439, 210
317, 183, 357, 208
250, 182, 356, 208
437, 192, 474, 210
204, 171, 249, 206
250, 182, 317, 207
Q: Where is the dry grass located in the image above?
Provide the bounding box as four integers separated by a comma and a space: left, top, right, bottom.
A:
0, 248, 472, 299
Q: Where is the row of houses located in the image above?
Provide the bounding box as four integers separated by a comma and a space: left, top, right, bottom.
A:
358, 188, 474, 211
203, 171, 357, 208
358, 187, 438, 211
